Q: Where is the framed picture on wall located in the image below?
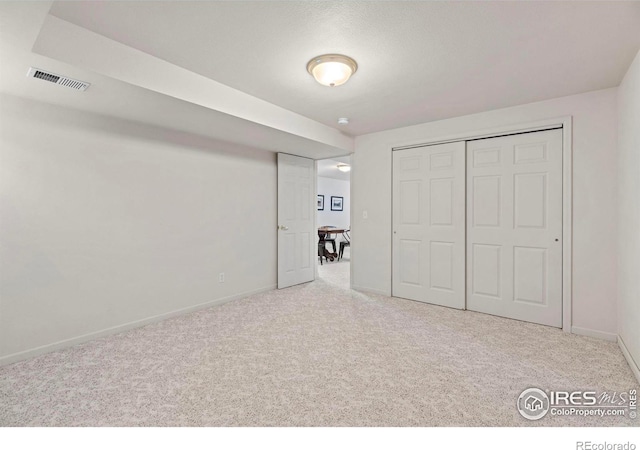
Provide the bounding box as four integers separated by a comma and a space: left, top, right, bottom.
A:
330, 196, 343, 211
317, 195, 324, 211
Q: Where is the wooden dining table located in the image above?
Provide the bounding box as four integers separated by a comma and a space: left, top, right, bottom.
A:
318, 226, 349, 235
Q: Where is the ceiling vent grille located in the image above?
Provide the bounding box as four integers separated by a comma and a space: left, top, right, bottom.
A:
27, 68, 90, 91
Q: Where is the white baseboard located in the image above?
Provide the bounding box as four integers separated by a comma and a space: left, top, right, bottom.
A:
351, 285, 391, 297
618, 336, 640, 385
571, 326, 618, 342
0, 284, 276, 367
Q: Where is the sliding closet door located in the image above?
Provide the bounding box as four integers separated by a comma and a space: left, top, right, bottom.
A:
392, 142, 466, 309
466, 129, 563, 327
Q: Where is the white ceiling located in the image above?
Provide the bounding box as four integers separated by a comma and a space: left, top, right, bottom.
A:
1, 1, 639, 158
318, 157, 351, 181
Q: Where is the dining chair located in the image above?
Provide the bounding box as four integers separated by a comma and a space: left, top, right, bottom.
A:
338, 230, 350, 260
318, 229, 336, 264
320, 225, 337, 254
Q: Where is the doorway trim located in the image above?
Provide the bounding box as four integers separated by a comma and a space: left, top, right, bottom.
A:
391, 116, 573, 332
314, 153, 355, 286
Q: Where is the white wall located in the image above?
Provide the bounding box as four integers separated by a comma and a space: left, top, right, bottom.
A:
0, 94, 277, 364
317, 176, 350, 230
352, 88, 618, 337
617, 50, 640, 374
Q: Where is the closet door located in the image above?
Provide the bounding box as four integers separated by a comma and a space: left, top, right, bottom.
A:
392, 141, 466, 309
466, 129, 563, 327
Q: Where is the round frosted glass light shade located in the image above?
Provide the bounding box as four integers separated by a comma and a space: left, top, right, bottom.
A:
307, 54, 358, 87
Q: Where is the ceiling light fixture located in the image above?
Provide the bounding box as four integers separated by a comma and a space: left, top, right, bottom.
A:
337, 164, 351, 173
307, 54, 358, 87
337, 118, 349, 125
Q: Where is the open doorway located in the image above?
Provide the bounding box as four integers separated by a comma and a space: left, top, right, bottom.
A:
316, 156, 351, 288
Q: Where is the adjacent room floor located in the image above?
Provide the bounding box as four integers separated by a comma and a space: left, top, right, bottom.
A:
317, 246, 350, 287
1, 258, 637, 426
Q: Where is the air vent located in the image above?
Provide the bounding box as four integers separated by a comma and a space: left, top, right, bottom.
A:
27, 67, 90, 91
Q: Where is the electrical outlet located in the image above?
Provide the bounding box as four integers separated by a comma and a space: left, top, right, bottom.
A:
219, 272, 225, 283
363, 210, 368, 219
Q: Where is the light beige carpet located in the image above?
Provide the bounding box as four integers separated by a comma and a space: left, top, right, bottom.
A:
1, 256, 638, 426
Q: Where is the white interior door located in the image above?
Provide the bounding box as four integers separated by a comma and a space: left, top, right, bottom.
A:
277, 153, 315, 289
392, 141, 466, 309
466, 129, 563, 327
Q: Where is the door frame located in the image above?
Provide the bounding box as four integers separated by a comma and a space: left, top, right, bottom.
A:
391, 116, 573, 332
315, 154, 355, 285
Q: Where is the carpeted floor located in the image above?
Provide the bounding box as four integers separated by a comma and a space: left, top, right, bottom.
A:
1, 253, 638, 427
